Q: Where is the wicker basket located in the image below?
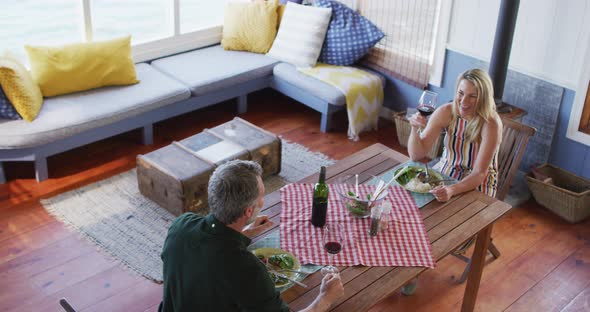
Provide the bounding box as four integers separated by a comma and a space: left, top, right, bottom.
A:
526, 164, 590, 223
393, 111, 444, 160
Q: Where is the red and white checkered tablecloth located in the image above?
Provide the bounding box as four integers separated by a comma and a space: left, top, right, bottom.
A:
279, 183, 436, 268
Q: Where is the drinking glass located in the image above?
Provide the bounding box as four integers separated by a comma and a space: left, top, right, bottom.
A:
321, 223, 345, 275
417, 90, 438, 135
417, 90, 438, 117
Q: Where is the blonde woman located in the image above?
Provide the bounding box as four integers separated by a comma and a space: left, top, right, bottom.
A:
408, 68, 503, 202
400, 68, 503, 296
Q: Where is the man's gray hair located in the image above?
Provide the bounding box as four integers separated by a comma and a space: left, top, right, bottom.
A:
208, 160, 263, 224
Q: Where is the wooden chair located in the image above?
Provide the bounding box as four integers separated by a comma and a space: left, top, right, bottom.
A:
453, 117, 537, 283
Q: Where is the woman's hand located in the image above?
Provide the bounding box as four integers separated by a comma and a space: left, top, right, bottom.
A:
429, 185, 455, 202
408, 112, 428, 130
408, 103, 451, 162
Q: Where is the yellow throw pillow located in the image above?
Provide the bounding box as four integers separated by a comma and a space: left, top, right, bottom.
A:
0, 57, 43, 122
277, 4, 286, 28
25, 35, 139, 97
221, 0, 278, 54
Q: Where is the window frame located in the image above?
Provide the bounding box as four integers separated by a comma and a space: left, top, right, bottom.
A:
79, 0, 224, 63
578, 82, 590, 134
429, 0, 453, 87
566, 39, 590, 146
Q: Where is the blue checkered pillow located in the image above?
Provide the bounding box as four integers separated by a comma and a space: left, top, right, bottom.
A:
0, 86, 22, 120
315, 0, 384, 66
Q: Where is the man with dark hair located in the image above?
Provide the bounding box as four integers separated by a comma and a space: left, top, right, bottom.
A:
159, 160, 343, 312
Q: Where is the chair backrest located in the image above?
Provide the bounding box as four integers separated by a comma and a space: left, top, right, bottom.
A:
495, 117, 537, 201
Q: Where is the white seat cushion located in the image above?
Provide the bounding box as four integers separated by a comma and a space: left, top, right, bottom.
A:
0, 63, 191, 149
273, 62, 346, 105
273, 63, 386, 106
151, 45, 279, 96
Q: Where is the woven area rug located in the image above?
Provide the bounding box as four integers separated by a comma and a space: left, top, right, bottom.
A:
41, 140, 334, 283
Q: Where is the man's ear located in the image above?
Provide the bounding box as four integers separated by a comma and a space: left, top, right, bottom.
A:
244, 205, 254, 219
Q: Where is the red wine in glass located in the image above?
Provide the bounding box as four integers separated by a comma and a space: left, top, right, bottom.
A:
417, 90, 438, 117
321, 223, 344, 275
417, 105, 435, 116
324, 242, 342, 254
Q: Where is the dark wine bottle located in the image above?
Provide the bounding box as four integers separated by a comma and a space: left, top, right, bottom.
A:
311, 166, 329, 227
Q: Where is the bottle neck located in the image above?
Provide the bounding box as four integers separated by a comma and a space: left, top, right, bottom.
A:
318, 166, 326, 184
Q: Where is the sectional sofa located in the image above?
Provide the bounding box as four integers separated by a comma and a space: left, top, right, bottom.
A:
0, 44, 384, 183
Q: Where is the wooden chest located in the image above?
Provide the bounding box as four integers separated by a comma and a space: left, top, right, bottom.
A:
137, 117, 281, 216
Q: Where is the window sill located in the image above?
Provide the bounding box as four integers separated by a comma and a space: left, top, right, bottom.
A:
132, 26, 223, 63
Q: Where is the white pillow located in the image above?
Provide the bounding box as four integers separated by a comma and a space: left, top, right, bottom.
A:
266, 2, 332, 68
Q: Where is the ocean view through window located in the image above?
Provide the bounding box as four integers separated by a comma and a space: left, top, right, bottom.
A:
0, 0, 228, 63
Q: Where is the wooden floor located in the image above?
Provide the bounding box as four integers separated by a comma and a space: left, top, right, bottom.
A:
1, 90, 589, 312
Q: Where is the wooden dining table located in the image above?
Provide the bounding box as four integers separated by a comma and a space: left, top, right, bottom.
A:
254, 143, 512, 312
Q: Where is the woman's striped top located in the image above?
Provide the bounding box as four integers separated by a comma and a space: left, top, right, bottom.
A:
433, 117, 498, 197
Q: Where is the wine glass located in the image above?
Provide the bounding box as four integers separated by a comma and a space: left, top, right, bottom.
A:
417, 90, 438, 117
417, 90, 438, 179
320, 223, 345, 275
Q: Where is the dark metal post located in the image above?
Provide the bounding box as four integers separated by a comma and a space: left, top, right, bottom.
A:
489, 0, 520, 112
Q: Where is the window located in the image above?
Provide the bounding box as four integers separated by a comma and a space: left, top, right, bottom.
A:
91, 0, 171, 43
0, 0, 83, 61
359, 0, 443, 88
180, 0, 227, 33
0, 0, 229, 64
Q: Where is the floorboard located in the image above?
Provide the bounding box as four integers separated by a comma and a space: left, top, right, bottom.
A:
506, 244, 590, 312
560, 285, 590, 312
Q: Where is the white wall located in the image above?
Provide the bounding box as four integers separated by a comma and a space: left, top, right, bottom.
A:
447, 0, 590, 89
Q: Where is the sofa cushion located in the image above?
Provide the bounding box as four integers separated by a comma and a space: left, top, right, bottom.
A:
0, 86, 22, 120
266, 2, 332, 68
273, 62, 346, 106
0, 56, 43, 122
25, 36, 139, 97
0, 63, 190, 149
151, 45, 278, 96
273, 62, 387, 106
315, 0, 384, 66
221, 0, 278, 54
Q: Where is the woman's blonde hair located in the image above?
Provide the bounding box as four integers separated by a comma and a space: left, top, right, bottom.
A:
449, 68, 496, 143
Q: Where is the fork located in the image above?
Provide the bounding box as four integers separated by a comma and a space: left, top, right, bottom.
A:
266, 266, 308, 288
424, 162, 431, 183
277, 268, 311, 275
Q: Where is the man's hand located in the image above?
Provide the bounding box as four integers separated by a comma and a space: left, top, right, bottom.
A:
299, 273, 344, 312
317, 273, 344, 310
242, 215, 274, 238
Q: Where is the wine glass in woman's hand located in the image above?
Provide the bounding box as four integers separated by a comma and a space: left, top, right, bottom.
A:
417, 90, 438, 117
321, 223, 344, 276
415, 90, 438, 134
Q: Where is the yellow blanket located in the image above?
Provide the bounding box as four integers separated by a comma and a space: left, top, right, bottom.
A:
299, 64, 384, 141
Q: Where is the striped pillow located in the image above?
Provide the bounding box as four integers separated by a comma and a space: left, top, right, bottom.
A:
266, 2, 332, 68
